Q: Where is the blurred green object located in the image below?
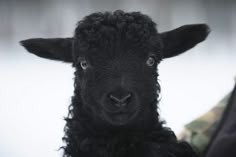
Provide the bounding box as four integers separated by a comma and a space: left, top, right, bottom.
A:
178, 91, 231, 155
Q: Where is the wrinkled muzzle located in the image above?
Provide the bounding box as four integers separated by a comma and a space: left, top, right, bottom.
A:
100, 85, 141, 126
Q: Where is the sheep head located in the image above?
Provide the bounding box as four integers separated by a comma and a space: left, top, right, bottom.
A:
20, 11, 210, 129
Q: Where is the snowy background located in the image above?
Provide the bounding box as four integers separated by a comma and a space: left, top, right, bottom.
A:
0, 0, 236, 157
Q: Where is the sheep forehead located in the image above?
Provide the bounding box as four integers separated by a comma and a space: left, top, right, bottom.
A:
75, 10, 158, 35
73, 11, 162, 59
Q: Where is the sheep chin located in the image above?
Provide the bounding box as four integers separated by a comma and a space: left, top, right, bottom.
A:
101, 109, 138, 126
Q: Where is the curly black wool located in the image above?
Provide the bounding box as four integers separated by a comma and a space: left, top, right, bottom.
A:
63, 11, 198, 157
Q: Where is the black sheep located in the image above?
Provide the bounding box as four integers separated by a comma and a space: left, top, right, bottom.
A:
20, 10, 210, 157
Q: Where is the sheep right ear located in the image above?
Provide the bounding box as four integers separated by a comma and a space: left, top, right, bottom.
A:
160, 24, 210, 58
20, 38, 73, 63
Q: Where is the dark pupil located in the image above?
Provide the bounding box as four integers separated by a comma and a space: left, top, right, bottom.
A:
81, 61, 87, 68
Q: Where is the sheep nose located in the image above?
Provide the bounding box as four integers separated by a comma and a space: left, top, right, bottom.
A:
109, 93, 132, 108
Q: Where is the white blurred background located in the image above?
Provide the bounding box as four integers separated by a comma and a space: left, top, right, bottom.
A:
0, 0, 236, 157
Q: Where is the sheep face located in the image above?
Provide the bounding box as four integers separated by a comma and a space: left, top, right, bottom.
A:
71, 11, 163, 127
20, 11, 210, 128
73, 44, 161, 127
76, 55, 159, 126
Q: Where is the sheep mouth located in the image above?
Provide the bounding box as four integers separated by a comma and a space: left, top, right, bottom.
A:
101, 109, 139, 126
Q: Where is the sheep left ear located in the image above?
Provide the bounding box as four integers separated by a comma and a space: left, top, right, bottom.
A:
160, 24, 210, 58
20, 38, 73, 63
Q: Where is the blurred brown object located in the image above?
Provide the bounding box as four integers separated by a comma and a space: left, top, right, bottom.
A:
178, 77, 236, 156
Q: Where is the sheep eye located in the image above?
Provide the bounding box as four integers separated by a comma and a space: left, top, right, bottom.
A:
80, 60, 88, 70
146, 56, 156, 66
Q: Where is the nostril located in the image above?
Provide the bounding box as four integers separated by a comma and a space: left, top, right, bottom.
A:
108, 93, 132, 107
109, 94, 120, 103
121, 93, 131, 103
109, 93, 131, 103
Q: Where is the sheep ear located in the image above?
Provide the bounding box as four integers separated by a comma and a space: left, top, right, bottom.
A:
160, 24, 210, 58
20, 38, 73, 63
